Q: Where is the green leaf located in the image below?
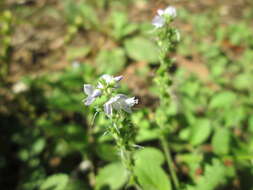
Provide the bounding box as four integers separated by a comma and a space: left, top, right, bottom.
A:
95, 162, 127, 190
124, 37, 159, 62
79, 3, 99, 27
234, 74, 253, 90
249, 116, 253, 133
136, 128, 160, 142
109, 11, 137, 40
135, 164, 171, 190
95, 144, 118, 161
190, 119, 212, 146
209, 91, 236, 109
134, 148, 171, 190
96, 48, 126, 75
187, 159, 231, 190
66, 46, 91, 61
31, 138, 46, 155
135, 163, 171, 190
212, 128, 231, 155
40, 174, 69, 190
134, 147, 165, 166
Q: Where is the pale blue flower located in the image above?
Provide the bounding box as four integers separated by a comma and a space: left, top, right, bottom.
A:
98, 74, 123, 89
152, 15, 165, 28
83, 84, 102, 106
104, 94, 138, 115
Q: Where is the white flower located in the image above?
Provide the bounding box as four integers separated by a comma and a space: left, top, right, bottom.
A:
162, 6, 177, 18
152, 6, 177, 28
104, 94, 138, 115
83, 84, 102, 106
98, 74, 123, 89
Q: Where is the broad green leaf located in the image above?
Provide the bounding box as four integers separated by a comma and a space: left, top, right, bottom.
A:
136, 128, 160, 143
212, 128, 230, 155
135, 164, 172, 190
96, 48, 126, 75
40, 174, 69, 190
109, 11, 137, 40
209, 91, 236, 109
79, 3, 99, 27
95, 162, 127, 190
179, 128, 190, 141
190, 119, 212, 146
187, 159, 232, 190
124, 37, 159, 62
95, 144, 118, 161
134, 147, 164, 166
67, 46, 91, 61
234, 74, 253, 90
224, 107, 245, 127
134, 148, 171, 190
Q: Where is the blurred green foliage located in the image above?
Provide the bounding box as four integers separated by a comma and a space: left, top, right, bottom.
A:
1, 0, 253, 190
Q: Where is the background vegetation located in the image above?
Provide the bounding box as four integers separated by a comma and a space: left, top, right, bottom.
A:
1, 0, 253, 189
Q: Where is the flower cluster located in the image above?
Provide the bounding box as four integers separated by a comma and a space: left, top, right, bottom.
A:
152, 6, 177, 28
83, 74, 138, 116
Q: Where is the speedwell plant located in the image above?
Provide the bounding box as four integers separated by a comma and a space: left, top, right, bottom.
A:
152, 6, 181, 190
83, 74, 140, 188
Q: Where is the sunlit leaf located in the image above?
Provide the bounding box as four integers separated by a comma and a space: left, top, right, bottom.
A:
124, 37, 159, 62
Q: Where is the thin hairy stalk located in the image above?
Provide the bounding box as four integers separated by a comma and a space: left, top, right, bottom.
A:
160, 135, 180, 190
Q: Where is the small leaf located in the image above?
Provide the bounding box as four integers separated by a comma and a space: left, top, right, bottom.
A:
32, 138, 46, 155
212, 128, 230, 155
209, 91, 236, 109
190, 119, 212, 146
67, 46, 91, 61
40, 174, 69, 190
124, 37, 159, 62
249, 116, 253, 133
95, 162, 127, 190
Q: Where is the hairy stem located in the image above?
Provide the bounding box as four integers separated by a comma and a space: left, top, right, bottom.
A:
160, 135, 180, 190
110, 118, 141, 189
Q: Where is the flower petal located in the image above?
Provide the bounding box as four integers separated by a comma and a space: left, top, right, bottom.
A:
122, 104, 132, 113
125, 97, 138, 107
84, 97, 95, 106
114, 75, 123, 82
164, 6, 177, 18
83, 84, 94, 95
152, 15, 165, 28
104, 102, 113, 115
92, 89, 102, 98
157, 9, 164, 16
101, 74, 114, 84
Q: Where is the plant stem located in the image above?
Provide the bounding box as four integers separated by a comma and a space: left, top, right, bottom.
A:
110, 118, 141, 189
160, 135, 180, 190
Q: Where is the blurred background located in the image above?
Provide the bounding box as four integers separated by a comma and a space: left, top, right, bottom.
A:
1, 0, 253, 189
